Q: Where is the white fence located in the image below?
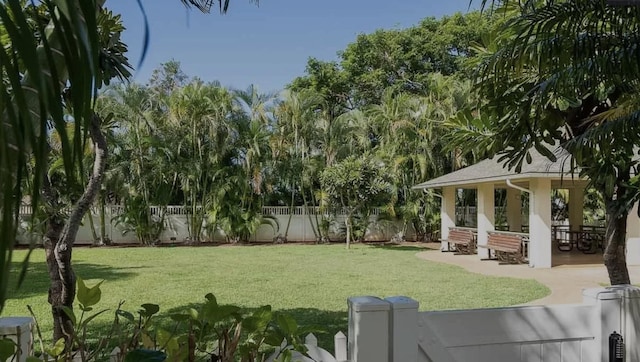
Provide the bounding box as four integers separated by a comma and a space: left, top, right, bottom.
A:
343, 285, 640, 361
16, 205, 409, 245
5, 286, 640, 361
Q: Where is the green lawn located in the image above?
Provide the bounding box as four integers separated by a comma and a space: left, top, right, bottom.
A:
4, 243, 548, 348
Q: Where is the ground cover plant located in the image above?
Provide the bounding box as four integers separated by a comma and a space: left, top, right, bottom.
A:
5, 244, 548, 350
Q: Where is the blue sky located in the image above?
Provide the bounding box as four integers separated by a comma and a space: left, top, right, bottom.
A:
108, 0, 476, 93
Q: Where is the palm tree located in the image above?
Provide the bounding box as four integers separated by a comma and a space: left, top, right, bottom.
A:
271, 90, 324, 240
100, 84, 177, 245
166, 81, 236, 242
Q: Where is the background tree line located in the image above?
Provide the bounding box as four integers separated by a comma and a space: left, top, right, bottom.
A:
90, 10, 493, 246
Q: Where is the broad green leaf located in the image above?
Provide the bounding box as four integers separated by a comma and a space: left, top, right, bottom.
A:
45, 338, 66, 357
204, 293, 217, 305
263, 329, 285, 347
139, 303, 160, 317
117, 310, 135, 323
124, 349, 166, 362
60, 306, 77, 325
188, 308, 199, 321
77, 277, 103, 308
156, 328, 172, 347
169, 313, 189, 322
0, 339, 15, 361
141, 333, 155, 349
276, 313, 298, 335
81, 309, 109, 328
202, 302, 240, 323
244, 305, 272, 332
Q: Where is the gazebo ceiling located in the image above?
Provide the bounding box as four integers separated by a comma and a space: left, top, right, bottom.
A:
414, 145, 586, 190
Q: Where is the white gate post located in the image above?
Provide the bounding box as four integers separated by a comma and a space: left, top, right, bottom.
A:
385, 296, 419, 362
582, 287, 636, 361
620, 286, 640, 361
0, 317, 33, 362
348, 296, 390, 362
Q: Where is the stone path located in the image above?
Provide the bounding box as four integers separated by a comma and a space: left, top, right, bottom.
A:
415, 247, 640, 305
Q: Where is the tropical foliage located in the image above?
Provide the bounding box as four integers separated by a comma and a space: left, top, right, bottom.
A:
0, 1, 491, 353
449, 0, 640, 284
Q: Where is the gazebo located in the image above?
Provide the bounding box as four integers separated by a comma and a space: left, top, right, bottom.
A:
413, 146, 640, 268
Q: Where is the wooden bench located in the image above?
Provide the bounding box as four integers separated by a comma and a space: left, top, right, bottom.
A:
446, 229, 476, 254
481, 233, 525, 264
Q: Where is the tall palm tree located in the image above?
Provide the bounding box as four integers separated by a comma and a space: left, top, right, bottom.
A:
166, 81, 235, 242
100, 84, 177, 245
271, 90, 324, 240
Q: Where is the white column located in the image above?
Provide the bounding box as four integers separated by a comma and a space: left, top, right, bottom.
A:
529, 178, 552, 268
506, 187, 522, 232
569, 187, 584, 231
477, 184, 495, 259
385, 296, 419, 362
440, 187, 456, 251
347, 297, 390, 362
627, 202, 640, 266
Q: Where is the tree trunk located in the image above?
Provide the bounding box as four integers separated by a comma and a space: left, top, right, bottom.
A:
43, 216, 72, 344
345, 212, 353, 250
603, 197, 631, 285
87, 209, 99, 243
44, 114, 108, 346
302, 190, 320, 241
99, 195, 108, 244
284, 190, 295, 240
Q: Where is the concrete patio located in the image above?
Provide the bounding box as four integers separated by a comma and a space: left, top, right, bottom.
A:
415, 244, 640, 305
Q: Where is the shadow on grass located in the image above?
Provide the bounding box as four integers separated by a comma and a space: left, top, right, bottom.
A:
8, 261, 140, 300
369, 243, 434, 252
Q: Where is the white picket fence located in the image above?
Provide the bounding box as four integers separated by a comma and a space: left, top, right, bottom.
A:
15, 205, 409, 245
344, 286, 640, 362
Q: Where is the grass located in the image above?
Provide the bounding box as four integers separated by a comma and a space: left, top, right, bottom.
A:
4, 243, 549, 348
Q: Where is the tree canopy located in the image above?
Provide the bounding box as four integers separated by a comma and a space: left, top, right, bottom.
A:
451, 0, 640, 284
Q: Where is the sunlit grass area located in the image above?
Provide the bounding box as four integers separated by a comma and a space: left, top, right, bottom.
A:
5, 243, 549, 347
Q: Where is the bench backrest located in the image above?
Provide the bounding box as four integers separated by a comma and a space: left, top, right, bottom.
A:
448, 229, 473, 242
487, 233, 522, 253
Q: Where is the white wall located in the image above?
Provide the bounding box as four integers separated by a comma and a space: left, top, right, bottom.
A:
16, 206, 411, 245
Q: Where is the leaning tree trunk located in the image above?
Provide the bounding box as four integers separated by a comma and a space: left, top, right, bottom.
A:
43, 212, 67, 341
603, 198, 631, 285
43, 114, 108, 346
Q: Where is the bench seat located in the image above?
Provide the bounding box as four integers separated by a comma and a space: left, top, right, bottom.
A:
446, 229, 476, 255
479, 233, 525, 264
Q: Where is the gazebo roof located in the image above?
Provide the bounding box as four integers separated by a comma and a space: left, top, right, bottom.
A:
414, 145, 583, 189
